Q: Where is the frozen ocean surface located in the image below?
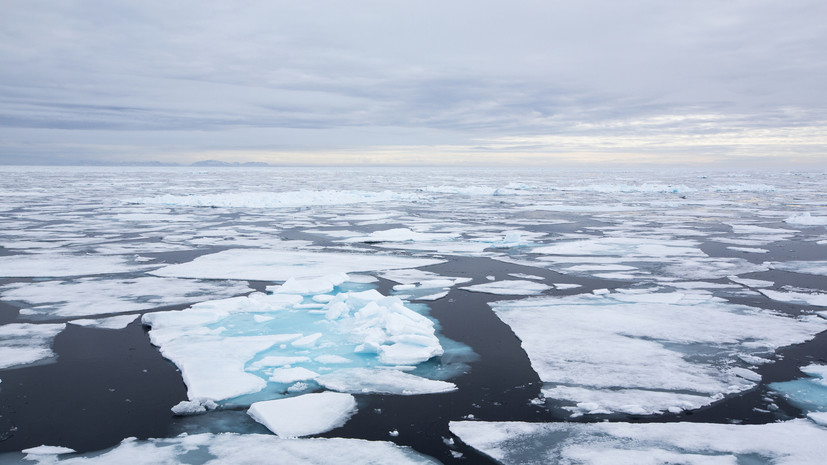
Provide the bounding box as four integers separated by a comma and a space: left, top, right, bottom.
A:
1, 166, 826, 464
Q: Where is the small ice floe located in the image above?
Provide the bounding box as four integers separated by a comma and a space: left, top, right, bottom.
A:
785, 212, 827, 226
171, 398, 218, 416
247, 392, 357, 438
769, 364, 827, 415
759, 289, 827, 307
460, 280, 551, 296
316, 368, 456, 395
450, 419, 826, 465
0, 323, 65, 369
69, 315, 140, 330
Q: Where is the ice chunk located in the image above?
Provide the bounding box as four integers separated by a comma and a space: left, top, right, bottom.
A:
1, 276, 250, 318
727, 246, 769, 254
5, 432, 440, 464
170, 398, 217, 416
785, 212, 827, 226
0, 323, 65, 369
770, 260, 827, 276
150, 249, 444, 281
450, 419, 825, 465
460, 280, 552, 296
489, 291, 827, 415
317, 368, 457, 395
21, 445, 76, 455
247, 392, 357, 438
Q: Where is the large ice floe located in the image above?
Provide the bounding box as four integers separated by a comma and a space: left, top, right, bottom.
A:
450, 419, 827, 465
1, 277, 250, 318
150, 249, 443, 281
489, 289, 827, 415
132, 190, 424, 208
5, 433, 439, 464
142, 273, 458, 405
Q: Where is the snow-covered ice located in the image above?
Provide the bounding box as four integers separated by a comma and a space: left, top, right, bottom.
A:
247, 392, 357, 437
7, 433, 439, 464
132, 190, 425, 209
460, 280, 552, 296
489, 290, 827, 415
150, 249, 444, 281
0, 323, 66, 369
316, 368, 457, 395
450, 419, 827, 465
0, 254, 150, 278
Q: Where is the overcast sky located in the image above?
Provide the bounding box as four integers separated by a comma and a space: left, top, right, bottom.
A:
1, 0, 826, 166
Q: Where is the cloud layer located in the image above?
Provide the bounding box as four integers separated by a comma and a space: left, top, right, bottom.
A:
1, 0, 825, 165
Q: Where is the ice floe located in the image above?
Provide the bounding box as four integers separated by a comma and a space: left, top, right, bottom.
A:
247, 392, 357, 437
7, 433, 439, 464
316, 368, 457, 395
760, 289, 827, 307
1, 277, 250, 318
769, 364, 827, 414
0, 254, 150, 278
132, 190, 424, 209
785, 212, 827, 226
69, 315, 140, 330
488, 290, 827, 415
150, 249, 444, 281
450, 419, 826, 465
142, 278, 458, 404
770, 260, 827, 277
460, 280, 552, 296
0, 323, 66, 369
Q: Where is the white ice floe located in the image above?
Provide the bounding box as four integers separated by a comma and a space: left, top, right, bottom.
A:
0, 254, 150, 278
69, 315, 139, 330
1, 277, 250, 318
150, 249, 443, 281
508, 273, 544, 280
770, 260, 827, 277
450, 419, 826, 465
142, 282, 454, 403
381, 269, 471, 301
785, 212, 827, 226
9, 433, 439, 464
20, 445, 76, 456
460, 280, 552, 296
533, 237, 704, 258
170, 398, 218, 416
340, 228, 459, 243
760, 289, 827, 307
316, 368, 457, 395
0, 323, 66, 369
489, 290, 827, 415
132, 190, 424, 209
729, 276, 774, 288
247, 392, 357, 437
553, 283, 582, 290
728, 246, 769, 254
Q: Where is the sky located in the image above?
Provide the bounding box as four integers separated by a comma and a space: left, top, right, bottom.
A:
1, 0, 826, 167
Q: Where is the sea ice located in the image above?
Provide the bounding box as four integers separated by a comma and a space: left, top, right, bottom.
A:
142, 283, 455, 403
489, 290, 827, 415
450, 419, 827, 465
532, 236, 704, 258
132, 190, 424, 209
785, 212, 827, 226
460, 280, 552, 296
760, 289, 827, 307
0, 323, 66, 369
1, 277, 250, 318
69, 315, 140, 330
769, 364, 827, 413
770, 260, 827, 277
5, 433, 439, 464
0, 254, 149, 278
150, 249, 444, 281
729, 276, 774, 288
247, 392, 357, 437
316, 368, 457, 395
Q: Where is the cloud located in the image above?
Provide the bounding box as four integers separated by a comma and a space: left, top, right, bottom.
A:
1, 0, 825, 165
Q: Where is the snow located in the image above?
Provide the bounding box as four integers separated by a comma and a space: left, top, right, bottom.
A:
785, 212, 827, 226
247, 392, 357, 437
449, 419, 826, 465
150, 249, 444, 281
489, 290, 827, 415
0, 323, 66, 369
142, 284, 456, 403
460, 280, 552, 296
316, 368, 457, 395
1, 277, 250, 318
132, 190, 425, 208
8, 433, 439, 464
